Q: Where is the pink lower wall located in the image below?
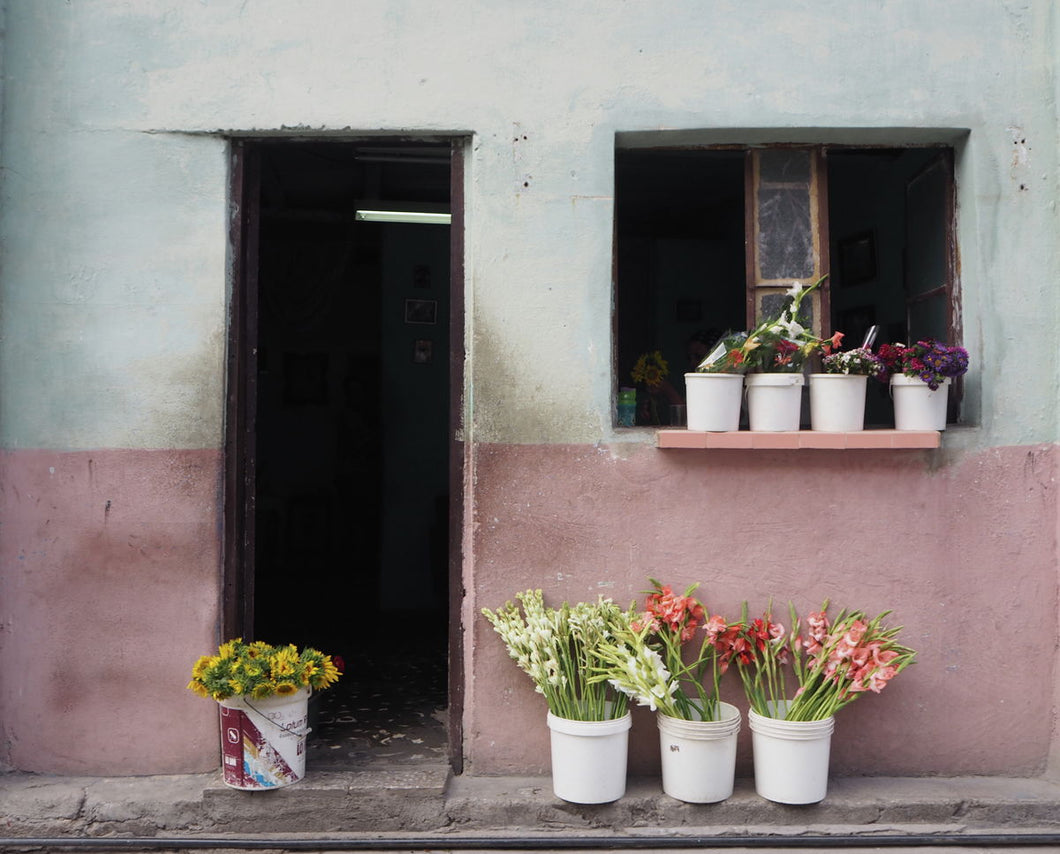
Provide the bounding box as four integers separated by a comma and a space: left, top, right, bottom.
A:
2, 440, 1055, 778
466, 441, 1058, 777
0, 449, 222, 775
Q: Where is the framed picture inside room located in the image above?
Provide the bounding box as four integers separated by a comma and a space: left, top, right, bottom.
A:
413, 339, 433, 364
838, 230, 877, 286
404, 298, 437, 325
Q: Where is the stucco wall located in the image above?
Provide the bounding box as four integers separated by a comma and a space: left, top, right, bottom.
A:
468, 442, 1057, 776
0, 1, 1056, 775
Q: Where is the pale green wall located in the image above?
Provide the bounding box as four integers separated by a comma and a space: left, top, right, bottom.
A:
0, 0, 1056, 450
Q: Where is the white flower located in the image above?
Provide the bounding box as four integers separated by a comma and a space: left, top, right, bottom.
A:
785, 282, 804, 300
773, 316, 805, 338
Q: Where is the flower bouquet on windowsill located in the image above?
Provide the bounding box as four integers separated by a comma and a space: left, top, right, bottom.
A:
809, 347, 884, 431
481, 589, 637, 803
735, 601, 916, 804
631, 350, 682, 424
876, 339, 968, 390
188, 639, 342, 790
876, 339, 968, 430
821, 347, 883, 376
693, 276, 843, 431
695, 275, 840, 375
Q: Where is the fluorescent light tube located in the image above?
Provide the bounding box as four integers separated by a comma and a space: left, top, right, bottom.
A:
355, 210, 452, 225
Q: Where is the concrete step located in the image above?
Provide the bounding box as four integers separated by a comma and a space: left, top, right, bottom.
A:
2, 770, 1060, 843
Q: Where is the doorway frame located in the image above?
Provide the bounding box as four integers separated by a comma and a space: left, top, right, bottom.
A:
223, 135, 467, 772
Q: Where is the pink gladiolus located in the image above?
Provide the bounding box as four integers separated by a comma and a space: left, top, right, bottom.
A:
737, 600, 915, 721
807, 610, 829, 641
645, 585, 704, 642
703, 614, 728, 643
866, 665, 899, 693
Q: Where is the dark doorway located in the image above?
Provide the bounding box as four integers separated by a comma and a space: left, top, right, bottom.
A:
226, 138, 462, 770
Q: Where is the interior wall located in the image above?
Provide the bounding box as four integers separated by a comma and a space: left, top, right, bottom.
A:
379, 223, 451, 613
255, 206, 380, 650
253, 143, 452, 650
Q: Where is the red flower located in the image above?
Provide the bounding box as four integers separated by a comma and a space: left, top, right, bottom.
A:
645, 585, 705, 641
821, 331, 845, 355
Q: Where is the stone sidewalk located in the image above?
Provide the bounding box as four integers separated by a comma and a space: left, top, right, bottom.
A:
2, 769, 1060, 847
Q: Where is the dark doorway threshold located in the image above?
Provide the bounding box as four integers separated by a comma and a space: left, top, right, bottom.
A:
306, 611, 448, 771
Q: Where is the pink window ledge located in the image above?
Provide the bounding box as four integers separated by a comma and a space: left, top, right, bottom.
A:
656, 429, 940, 450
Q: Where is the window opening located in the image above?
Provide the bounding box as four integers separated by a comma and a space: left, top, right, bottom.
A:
615, 143, 957, 428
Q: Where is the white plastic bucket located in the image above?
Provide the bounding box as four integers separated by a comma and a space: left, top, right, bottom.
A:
657, 702, 741, 803
218, 688, 310, 790
809, 373, 868, 432
748, 705, 834, 804
546, 711, 632, 804
891, 374, 950, 430
684, 373, 744, 432
745, 373, 804, 432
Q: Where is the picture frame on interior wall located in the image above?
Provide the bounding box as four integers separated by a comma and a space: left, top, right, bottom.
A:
413, 339, 433, 364
405, 298, 437, 324
838, 230, 877, 286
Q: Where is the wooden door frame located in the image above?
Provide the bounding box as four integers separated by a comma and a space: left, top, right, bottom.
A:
446, 138, 466, 773
223, 139, 260, 640
223, 135, 467, 771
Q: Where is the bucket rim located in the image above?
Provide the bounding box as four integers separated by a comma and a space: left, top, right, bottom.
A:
547, 710, 632, 736
808, 372, 869, 382
748, 707, 834, 737
657, 702, 741, 738
890, 374, 951, 387
744, 372, 805, 387
217, 686, 311, 710
684, 371, 744, 381
657, 700, 741, 725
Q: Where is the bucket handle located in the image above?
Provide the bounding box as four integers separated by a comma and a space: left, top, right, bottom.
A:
242, 689, 313, 737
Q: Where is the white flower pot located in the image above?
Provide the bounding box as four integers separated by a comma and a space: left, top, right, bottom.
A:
745, 373, 804, 432
809, 373, 868, 432
748, 705, 834, 804
891, 374, 950, 430
218, 688, 310, 790
657, 702, 741, 803
546, 711, 632, 804
684, 372, 743, 432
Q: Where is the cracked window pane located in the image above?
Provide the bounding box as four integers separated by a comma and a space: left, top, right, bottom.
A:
757, 185, 813, 280
759, 148, 812, 183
